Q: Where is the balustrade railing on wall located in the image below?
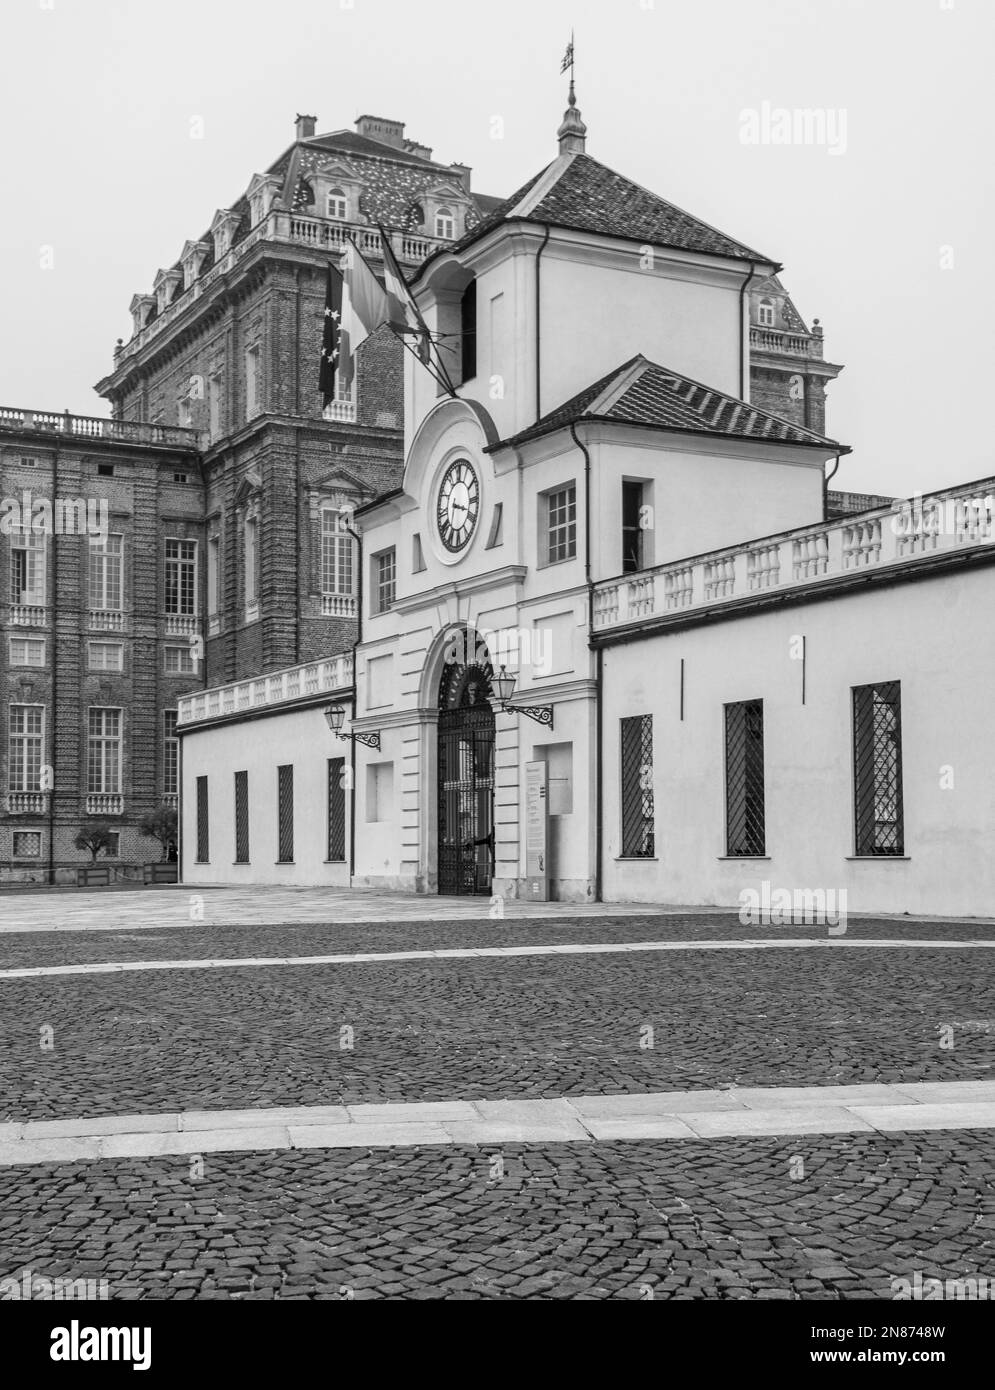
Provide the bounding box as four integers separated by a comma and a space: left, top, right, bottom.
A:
177, 653, 354, 726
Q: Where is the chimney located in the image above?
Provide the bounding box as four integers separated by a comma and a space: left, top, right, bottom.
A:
449, 162, 472, 191
295, 113, 317, 140
557, 85, 587, 156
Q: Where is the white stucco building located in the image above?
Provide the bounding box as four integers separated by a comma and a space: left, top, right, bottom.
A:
178, 96, 995, 917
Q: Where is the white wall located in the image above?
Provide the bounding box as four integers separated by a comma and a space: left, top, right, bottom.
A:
181, 706, 351, 886
601, 566, 995, 916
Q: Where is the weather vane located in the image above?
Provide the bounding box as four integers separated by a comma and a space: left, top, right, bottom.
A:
560, 31, 575, 96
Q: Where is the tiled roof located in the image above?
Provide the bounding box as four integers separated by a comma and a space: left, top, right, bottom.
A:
424, 153, 776, 269
497, 356, 846, 452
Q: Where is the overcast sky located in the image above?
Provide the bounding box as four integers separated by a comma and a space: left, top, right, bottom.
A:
0, 0, 990, 497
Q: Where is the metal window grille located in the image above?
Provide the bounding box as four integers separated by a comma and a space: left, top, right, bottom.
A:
725, 699, 766, 856
547, 485, 577, 563
164, 539, 197, 615
12, 831, 42, 858
234, 770, 250, 864
8, 704, 44, 792
376, 549, 396, 612
89, 534, 123, 609
853, 681, 904, 855
277, 764, 294, 863
196, 775, 209, 863
620, 714, 654, 857
321, 511, 355, 596
328, 757, 346, 861
86, 708, 121, 795
163, 711, 178, 796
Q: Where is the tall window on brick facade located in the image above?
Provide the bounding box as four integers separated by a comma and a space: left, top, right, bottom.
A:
234, 770, 250, 864
10, 529, 46, 606
196, 776, 209, 863
163, 711, 178, 797
8, 705, 44, 791
207, 529, 220, 617
245, 345, 261, 419
853, 681, 904, 856
86, 708, 121, 795
544, 484, 577, 564
374, 548, 395, 614
320, 509, 355, 608
277, 764, 294, 863
620, 715, 654, 857
243, 513, 258, 609
327, 758, 346, 862
725, 699, 766, 856
88, 534, 123, 611
622, 481, 645, 573
164, 539, 197, 615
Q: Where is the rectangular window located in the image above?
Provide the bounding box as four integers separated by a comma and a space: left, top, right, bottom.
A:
9, 637, 45, 667
321, 510, 355, 597
853, 681, 904, 855
207, 531, 220, 616
277, 764, 294, 862
164, 539, 197, 615
545, 484, 577, 564
375, 548, 396, 613
10, 529, 46, 605
327, 757, 346, 861
725, 699, 766, 856
234, 770, 250, 864
460, 279, 477, 382
622, 481, 645, 573
12, 831, 42, 859
245, 345, 261, 418
163, 711, 178, 797
164, 644, 196, 675
104, 831, 121, 859
620, 715, 654, 857
87, 708, 122, 795
196, 775, 209, 863
243, 515, 258, 607
88, 534, 123, 611
87, 641, 124, 673
8, 705, 44, 791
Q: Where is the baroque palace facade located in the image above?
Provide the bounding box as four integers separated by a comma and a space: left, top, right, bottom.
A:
176, 97, 994, 919
2, 105, 863, 888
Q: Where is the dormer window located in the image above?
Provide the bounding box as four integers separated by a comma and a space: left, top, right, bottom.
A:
758, 299, 776, 327
327, 188, 348, 220
435, 207, 455, 239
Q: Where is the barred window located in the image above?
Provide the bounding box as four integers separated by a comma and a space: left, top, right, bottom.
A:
88, 534, 123, 610
10, 528, 46, 605
321, 510, 355, 596
234, 770, 250, 864
87, 708, 121, 795
12, 831, 42, 859
277, 764, 294, 863
163, 711, 178, 797
8, 705, 44, 792
853, 681, 904, 855
196, 775, 209, 863
375, 548, 395, 613
546, 484, 577, 564
620, 715, 654, 857
164, 539, 197, 615
725, 699, 765, 856
328, 757, 346, 862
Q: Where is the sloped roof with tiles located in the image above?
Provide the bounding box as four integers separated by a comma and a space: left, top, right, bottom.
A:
494, 356, 848, 452
422, 152, 776, 270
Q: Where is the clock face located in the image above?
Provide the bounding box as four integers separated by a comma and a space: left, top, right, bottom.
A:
436, 459, 480, 553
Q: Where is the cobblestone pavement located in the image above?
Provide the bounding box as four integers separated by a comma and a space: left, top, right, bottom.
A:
1, 944, 992, 1121
0, 1133, 992, 1299
1, 909, 992, 1300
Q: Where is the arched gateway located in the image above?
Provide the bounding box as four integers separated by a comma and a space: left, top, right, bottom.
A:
437, 636, 495, 896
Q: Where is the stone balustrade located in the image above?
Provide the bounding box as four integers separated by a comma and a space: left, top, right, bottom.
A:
0, 407, 202, 450
177, 653, 354, 727
749, 326, 824, 359
592, 480, 995, 635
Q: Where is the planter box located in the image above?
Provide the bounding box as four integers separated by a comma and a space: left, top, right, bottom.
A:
76, 865, 112, 887
143, 863, 178, 885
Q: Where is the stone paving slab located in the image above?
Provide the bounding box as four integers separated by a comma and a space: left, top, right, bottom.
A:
849, 1102, 995, 1132
680, 1106, 877, 1137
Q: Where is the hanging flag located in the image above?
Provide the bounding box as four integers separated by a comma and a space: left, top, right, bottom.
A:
560, 35, 574, 75
377, 224, 432, 365
341, 240, 389, 365
319, 262, 345, 407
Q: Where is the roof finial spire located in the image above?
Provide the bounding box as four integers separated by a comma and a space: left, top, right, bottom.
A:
557, 32, 586, 155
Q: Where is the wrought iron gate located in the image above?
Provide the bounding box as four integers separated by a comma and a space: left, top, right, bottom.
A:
437, 659, 495, 896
